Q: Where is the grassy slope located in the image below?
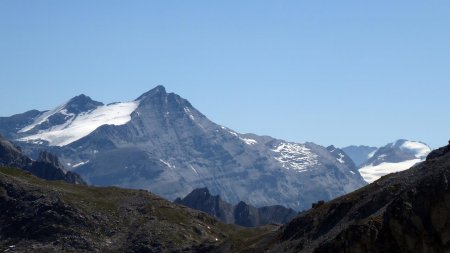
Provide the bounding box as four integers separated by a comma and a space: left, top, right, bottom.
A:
0, 167, 275, 252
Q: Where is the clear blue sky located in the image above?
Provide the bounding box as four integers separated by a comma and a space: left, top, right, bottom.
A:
1, 1, 449, 148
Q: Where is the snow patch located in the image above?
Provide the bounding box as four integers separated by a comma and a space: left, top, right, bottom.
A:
184, 107, 195, 121
72, 160, 89, 168
337, 153, 345, 164
18, 101, 139, 146
241, 137, 257, 145
19, 104, 68, 133
272, 142, 319, 172
226, 129, 257, 145
227, 130, 239, 137
160, 159, 175, 169
190, 165, 198, 175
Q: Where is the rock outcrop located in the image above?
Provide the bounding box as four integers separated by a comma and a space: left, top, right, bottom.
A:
175, 188, 298, 227
0, 136, 85, 184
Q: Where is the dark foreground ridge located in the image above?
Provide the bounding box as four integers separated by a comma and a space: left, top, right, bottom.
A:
0, 167, 275, 252
175, 187, 298, 227
223, 141, 450, 252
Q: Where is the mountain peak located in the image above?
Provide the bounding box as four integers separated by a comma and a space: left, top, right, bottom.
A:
190, 187, 211, 196
136, 85, 167, 101
65, 94, 103, 114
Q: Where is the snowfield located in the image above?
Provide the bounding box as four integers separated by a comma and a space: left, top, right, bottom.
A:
400, 140, 430, 159
358, 140, 431, 183
19, 101, 139, 146
272, 142, 319, 172
359, 159, 422, 183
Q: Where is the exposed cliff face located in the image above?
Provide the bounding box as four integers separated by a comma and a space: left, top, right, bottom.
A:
175, 188, 298, 227
220, 141, 450, 253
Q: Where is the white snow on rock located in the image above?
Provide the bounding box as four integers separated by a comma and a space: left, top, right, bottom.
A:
160, 159, 176, 169
359, 159, 422, 183
72, 160, 90, 168
241, 137, 258, 145
19, 101, 139, 147
399, 140, 431, 159
358, 140, 431, 183
225, 129, 258, 145
19, 104, 70, 133
184, 107, 195, 121
272, 142, 318, 172
337, 153, 345, 164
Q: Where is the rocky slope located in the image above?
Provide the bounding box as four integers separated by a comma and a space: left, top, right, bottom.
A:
175, 188, 298, 227
341, 145, 377, 167
0, 86, 366, 210
222, 141, 450, 252
0, 167, 274, 252
0, 135, 85, 184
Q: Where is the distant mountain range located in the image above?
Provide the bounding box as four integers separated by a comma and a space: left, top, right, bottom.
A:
343, 140, 431, 183
175, 187, 298, 227
0, 85, 366, 210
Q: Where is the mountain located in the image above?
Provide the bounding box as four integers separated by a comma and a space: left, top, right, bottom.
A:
0, 166, 273, 252
174, 188, 298, 227
326, 146, 359, 174
0, 85, 366, 210
0, 135, 85, 184
216, 140, 450, 252
358, 140, 431, 183
341, 145, 378, 167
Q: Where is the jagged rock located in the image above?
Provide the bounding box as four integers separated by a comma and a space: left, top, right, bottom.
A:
175, 187, 298, 227
0, 136, 85, 184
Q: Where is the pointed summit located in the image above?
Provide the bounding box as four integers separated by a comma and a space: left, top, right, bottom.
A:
136, 85, 167, 101
65, 94, 103, 114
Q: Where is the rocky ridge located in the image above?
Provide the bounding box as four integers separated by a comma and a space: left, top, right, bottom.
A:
175, 188, 298, 227
0, 135, 85, 184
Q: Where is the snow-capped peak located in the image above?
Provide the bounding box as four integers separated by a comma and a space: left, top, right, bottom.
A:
398, 140, 430, 159
18, 101, 139, 146
358, 139, 431, 183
